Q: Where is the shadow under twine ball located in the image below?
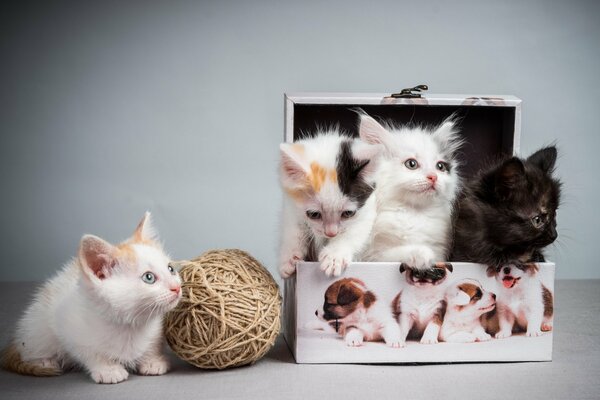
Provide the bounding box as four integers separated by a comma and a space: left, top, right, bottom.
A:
165, 249, 281, 370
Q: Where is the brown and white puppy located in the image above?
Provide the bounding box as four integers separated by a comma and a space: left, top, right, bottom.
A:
392, 263, 453, 345
312, 278, 402, 347
484, 263, 554, 338
440, 279, 496, 343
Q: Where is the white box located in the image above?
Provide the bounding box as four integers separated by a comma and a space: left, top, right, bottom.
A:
282, 92, 555, 364
284, 262, 555, 363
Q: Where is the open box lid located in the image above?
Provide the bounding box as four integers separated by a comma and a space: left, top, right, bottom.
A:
284, 92, 522, 179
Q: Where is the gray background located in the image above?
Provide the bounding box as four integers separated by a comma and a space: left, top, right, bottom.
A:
1, 0, 598, 281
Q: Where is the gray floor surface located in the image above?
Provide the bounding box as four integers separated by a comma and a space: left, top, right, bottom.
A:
0, 280, 598, 400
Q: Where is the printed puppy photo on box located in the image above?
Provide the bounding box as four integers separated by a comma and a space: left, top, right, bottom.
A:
293, 262, 555, 363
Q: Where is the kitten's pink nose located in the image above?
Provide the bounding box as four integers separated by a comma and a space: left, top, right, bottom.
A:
427, 174, 437, 184
324, 225, 338, 238
170, 286, 181, 295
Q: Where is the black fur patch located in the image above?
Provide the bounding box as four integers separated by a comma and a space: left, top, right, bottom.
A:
336, 140, 375, 209
451, 146, 561, 266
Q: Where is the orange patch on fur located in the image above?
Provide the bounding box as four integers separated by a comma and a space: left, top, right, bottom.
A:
329, 170, 338, 183
116, 243, 138, 264
309, 162, 336, 192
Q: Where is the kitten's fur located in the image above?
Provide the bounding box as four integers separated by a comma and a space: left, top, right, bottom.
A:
451, 146, 561, 265
2, 212, 182, 384
279, 131, 381, 277
359, 114, 463, 269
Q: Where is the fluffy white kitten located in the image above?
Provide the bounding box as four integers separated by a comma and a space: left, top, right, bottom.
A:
360, 114, 463, 269
2, 212, 182, 384
279, 131, 381, 278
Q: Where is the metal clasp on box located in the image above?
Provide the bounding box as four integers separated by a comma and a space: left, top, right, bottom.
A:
390, 84, 429, 98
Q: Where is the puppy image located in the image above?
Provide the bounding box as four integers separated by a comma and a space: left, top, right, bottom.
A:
485, 263, 554, 338
440, 279, 496, 343
392, 263, 453, 346
312, 278, 402, 347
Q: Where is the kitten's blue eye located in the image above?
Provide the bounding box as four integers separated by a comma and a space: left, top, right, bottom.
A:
436, 161, 449, 172
142, 272, 156, 284
404, 159, 419, 170
168, 265, 175, 275
341, 210, 356, 219
306, 210, 322, 220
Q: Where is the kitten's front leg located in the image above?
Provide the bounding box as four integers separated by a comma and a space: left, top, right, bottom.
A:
84, 357, 129, 384
319, 210, 375, 276
318, 244, 353, 277
279, 205, 307, 278
136, 344, 170, 376
379, 245, 436, 270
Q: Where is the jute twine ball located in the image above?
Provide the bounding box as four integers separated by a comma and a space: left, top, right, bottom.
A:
165, 249, 281, 370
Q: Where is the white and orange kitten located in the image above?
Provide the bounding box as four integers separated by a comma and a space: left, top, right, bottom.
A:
279, 131, 381, 278
359, 114, 463, 269
2, 212, 182, 384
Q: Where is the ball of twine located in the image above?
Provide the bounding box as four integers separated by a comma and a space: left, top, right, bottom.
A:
165, 249, 281, 370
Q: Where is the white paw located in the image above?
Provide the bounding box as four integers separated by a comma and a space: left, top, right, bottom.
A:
345, 330, 364, 347
526, 329, 543, 337
90, 365, 129, 384
137, 357, 169, 376
407, 247, 436, 270
279, 251, 302, 278
420, 335, 439, 345
495, 330, 512, 339
387, 340, 406, 348
319, 250, 350, 277
384, 331, 404, 348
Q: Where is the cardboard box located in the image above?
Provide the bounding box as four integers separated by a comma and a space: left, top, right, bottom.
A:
282, 92, 555, 363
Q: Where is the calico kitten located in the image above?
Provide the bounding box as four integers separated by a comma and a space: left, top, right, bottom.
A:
359, 113, 463, 269
2, 212, 182, 384
279, 131, 381, 278
451, 146, 561, 265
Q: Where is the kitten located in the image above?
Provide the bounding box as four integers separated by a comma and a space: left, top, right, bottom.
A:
2, 212, 182, 384
451, 146, 561, 265
279, 130, 381, 277
359, 113, 463, 269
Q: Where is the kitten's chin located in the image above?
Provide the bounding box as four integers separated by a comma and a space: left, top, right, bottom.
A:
164, 295, 181, 310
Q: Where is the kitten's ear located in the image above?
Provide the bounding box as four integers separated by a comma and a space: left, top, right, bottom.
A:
496, 157, 525, 191
358, 114, 393, 148
132, 211, 159, 243
352, 141, 383, 179
527, 146, 557, 174
79, 235, 117, 280
432, 116, 463, 156
280, 143, 309, 186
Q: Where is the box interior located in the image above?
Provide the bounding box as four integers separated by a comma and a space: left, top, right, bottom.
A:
292, 104, 516, 179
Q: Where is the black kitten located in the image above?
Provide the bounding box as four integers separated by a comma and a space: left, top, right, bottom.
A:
451, 146, 561, 266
